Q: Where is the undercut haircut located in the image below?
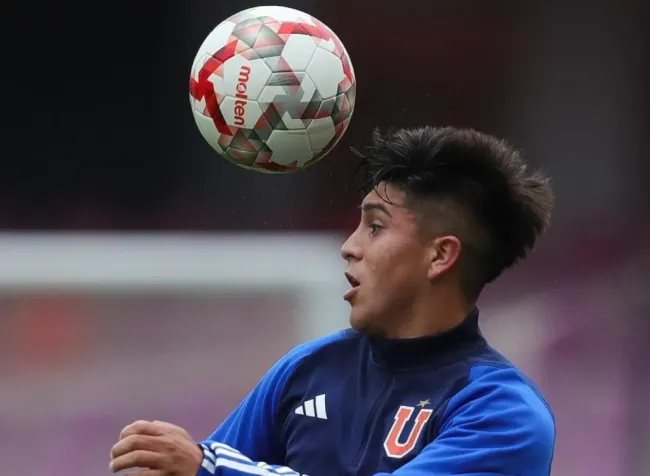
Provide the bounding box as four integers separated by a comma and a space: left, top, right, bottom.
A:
353, 126, 554, 301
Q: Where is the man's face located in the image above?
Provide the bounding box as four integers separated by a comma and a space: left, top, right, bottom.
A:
340, 183, 432, 335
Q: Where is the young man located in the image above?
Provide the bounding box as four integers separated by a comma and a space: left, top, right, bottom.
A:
110, 126, 556, 476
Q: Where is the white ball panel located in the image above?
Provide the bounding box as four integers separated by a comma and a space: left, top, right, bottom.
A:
317, 38, 337, 55
220, 96, 263, 129
266, 130, 314, 166
209, 72, 226, 97
299, 73, 318, 103
306, 48, 345, 99
257, 73, 316, 106
306, 117, 336, 151
280, 111, 306, 131
280, 34, 318, 72
190, 91, 208, 118
192, 112, 224, 154
222, 57, 272, 101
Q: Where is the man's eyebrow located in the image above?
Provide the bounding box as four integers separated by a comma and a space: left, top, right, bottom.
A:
360, 202, 392, 217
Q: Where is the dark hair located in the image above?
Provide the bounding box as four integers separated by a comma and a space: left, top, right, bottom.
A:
353, 126, 554, 300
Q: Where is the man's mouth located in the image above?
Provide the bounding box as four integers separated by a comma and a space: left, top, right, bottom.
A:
345, 272, 360, 287
344, 272, 360, 300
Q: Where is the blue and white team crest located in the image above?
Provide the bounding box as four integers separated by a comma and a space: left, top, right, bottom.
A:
383, 401, 433, 459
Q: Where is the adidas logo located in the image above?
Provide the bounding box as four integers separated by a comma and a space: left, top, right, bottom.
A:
294, 394, 327, 420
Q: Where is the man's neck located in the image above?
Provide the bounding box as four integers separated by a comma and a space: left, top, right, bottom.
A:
383, 288, 474, 339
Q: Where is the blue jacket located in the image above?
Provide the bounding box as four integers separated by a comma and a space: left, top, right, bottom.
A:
197, 310, 555, 476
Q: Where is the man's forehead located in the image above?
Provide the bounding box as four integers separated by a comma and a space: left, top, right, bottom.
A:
360, 187, 416, 222
362, 184, 407, 208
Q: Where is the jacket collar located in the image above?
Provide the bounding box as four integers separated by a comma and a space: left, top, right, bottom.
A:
367, 308, 485, 370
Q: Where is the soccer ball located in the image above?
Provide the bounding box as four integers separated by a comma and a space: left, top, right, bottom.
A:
189, 6, 356, 173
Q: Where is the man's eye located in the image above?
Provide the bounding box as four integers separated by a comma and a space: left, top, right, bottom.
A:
369, 224, 382, 234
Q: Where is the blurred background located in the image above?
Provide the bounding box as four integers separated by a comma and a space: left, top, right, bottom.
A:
1, 0, 649, 475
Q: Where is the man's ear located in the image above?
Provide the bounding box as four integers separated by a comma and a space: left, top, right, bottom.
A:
427, 235, 462, 280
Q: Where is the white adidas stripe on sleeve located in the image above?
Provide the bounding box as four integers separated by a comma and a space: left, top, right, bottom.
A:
200, 443, 307, 476
314, 394, 327, 420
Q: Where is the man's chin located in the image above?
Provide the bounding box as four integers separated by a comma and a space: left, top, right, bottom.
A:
349, 307, 376, 333
348, 308, 366, 331
349, 305, 391, 337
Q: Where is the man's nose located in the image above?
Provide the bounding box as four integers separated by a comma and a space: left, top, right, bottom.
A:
341, 232, 362, 262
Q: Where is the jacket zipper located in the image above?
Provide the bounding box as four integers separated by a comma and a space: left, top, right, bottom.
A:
348, 377, 393, 470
